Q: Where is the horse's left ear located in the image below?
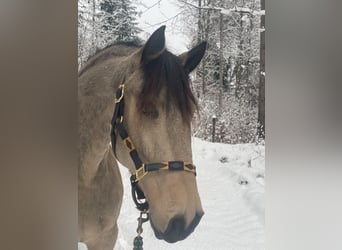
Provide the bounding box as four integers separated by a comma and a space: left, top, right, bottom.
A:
179, 41, 207, 73
141, 26, 166, 63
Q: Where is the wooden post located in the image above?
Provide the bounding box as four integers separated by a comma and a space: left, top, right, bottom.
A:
212, 115, 217, 142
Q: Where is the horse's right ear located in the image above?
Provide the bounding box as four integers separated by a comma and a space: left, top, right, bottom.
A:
141, 26, 166, 63
179, 41, 207, 73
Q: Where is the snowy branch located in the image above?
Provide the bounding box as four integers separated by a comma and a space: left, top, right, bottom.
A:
178, 0, 265, 16
140, 0, 163, 14
220, 7, 265, 16
140, 10, 184, 29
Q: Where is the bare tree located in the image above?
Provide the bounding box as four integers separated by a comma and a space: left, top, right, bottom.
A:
218, 12, 223, 113
177, 0, 264, 144
257, 0, 265, 139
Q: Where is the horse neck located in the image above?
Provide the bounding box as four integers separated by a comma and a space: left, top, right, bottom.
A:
78, 45, 141, 183
78, 56, 133, 184
79, 95, 115, 184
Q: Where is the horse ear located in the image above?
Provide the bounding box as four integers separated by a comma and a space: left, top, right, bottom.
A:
141, 26, 166, 63
179, 41, 207, 73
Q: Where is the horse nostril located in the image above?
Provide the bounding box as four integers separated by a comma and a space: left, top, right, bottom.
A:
156, 213, 203, 243
164, 216, 185, 243
170, 217, 185, 232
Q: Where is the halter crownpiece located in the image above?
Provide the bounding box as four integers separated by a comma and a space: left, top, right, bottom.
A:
110, 83, 197, 211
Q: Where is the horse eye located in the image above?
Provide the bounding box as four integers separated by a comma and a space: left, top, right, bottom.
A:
139, 101, 159, 119
142, 108, 159, 119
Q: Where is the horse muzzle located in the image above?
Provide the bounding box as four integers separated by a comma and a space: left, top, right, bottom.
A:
151, 212, 204, 243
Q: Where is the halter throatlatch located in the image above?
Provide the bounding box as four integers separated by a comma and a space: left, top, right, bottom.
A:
110, 83, 197, 211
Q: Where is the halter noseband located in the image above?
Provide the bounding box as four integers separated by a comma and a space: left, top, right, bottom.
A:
111, 84, 197, 211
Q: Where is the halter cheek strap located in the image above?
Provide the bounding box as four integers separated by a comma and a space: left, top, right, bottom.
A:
110, 84, 197, 211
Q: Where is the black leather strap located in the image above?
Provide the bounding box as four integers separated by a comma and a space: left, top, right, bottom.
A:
111, 85, 144, 170
131, 161, 196, 182
111, 86, 125, 156
111, 85, 149, 211
130, 176, 149, 211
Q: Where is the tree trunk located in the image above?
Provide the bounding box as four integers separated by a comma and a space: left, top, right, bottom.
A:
197, 0, 202, 42
218, 12, 223, 114
202, 7, 210, 95
92, 0, 98, 51
257, 0, 265, 139
198, 0, 206, 95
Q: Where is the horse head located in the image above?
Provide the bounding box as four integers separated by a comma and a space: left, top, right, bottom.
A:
114, 26, 206, 243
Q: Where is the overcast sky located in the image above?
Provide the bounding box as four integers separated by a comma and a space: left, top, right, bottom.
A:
135, 0, 189, 54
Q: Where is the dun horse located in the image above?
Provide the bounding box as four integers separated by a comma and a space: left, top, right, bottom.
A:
78, 26, 207, 250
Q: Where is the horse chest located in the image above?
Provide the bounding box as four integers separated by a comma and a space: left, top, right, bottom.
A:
79, 161, 123, 238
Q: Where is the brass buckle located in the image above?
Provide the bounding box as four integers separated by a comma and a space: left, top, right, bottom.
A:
135, 164, 147, 182
115, 84, 125, 103
116, 115, 123, 123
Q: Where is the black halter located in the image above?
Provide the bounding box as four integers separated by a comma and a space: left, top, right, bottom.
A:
110, 84, 197, 211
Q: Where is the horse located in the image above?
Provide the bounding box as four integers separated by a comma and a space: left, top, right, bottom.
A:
78, 26, 207, 250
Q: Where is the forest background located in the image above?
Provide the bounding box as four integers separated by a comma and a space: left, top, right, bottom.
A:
78, 0, 265, 144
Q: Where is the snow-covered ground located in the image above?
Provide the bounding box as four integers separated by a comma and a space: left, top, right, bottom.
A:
79, 137, 265, 250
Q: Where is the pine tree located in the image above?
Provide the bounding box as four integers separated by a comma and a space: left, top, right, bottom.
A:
78, 0, 98, 68
99, 0, 141, 44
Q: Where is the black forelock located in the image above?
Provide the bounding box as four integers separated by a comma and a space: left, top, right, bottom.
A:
138, 50, 197, 122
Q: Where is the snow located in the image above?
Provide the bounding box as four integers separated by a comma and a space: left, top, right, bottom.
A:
79, 138, 265, 250
78, 242, 88, 250
252, 10, 265, 16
